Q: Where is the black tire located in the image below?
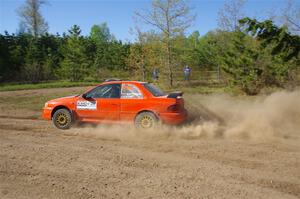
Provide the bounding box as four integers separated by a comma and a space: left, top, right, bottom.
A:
52, 108, 73, 130
135, 112, 158, 129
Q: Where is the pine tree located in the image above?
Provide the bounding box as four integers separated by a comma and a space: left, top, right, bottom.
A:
60, 25, 89, 81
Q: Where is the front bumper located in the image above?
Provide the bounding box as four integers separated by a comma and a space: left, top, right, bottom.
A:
42, 107, 53, 120
160, 109, 188, 125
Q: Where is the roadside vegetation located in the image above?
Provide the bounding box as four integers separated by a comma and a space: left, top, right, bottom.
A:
0, 81, 97, 92
0, 87, 87, 114
0, 0, 299, 95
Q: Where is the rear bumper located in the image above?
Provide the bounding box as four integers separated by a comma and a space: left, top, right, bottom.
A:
42, 107, 52, 120
159, 109, 188, 125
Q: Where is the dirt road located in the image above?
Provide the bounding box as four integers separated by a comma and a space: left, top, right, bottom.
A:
0, 87, 299, 199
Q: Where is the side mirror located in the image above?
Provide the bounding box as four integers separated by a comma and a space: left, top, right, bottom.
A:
82, 93, 89, 99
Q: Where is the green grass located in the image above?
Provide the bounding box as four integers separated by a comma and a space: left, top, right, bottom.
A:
0, 96, 52, 111
158, 81, 239, 95
0, 79, 234, 94
0, 79, 240, 113
0, 82, 234, 113
0, 90, 83, 112
0, 81, 98, 92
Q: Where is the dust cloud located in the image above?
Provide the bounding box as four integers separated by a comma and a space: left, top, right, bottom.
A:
184, 89, 300, 140
68, 90, 300, 141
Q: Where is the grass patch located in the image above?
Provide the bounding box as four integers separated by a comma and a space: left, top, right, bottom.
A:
0, 80, 235, 94
0, 81, 97, 92
159, 83, 239, 95
0, 90, 82, 112
0, 96, 52, 111
0, 80, 240, 113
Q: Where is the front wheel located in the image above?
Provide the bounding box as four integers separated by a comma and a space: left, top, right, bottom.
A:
52, 109, 73, 130
135, 112, 158, 129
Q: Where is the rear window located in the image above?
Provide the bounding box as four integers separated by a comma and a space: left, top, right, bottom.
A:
143, 83, 165, 97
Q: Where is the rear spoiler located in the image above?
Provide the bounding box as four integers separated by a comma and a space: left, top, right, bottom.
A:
167, 91, 183, 98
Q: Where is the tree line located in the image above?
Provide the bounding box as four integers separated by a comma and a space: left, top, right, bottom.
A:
0, 0, 299, 95
0, 23, 130, 83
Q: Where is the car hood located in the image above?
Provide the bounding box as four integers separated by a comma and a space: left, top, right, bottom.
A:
48, 94, 79, 104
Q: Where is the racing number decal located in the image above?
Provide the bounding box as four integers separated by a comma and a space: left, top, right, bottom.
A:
77, 101, 97, 110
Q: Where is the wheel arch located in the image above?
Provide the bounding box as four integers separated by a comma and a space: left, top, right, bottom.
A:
51, 105, 72, 119
135, 110, 159, 121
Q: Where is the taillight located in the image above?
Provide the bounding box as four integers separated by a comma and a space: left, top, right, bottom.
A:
167, 104, 180, 112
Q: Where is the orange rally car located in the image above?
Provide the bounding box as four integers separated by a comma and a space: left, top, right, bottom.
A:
42, 79, 187, 129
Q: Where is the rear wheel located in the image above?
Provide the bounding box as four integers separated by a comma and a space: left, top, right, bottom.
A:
135, 112, 158, 129
52, 109, 73, 130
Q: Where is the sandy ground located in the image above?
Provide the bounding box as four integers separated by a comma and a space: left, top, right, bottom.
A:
0, 87, 300, 199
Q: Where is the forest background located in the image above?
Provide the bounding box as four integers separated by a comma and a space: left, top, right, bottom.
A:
0, 0, 299, 95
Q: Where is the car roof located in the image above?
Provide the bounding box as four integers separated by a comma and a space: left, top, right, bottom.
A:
100, 80, 147, 85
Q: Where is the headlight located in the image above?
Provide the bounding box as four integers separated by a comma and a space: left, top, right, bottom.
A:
44, 102, 48, 107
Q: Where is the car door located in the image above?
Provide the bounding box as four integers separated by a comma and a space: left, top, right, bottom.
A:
76, 84, 121, 121
120, 83, 144, 121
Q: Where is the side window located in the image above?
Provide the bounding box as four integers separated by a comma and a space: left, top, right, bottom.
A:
121, 84, 143, 99
85, 84, 121, 98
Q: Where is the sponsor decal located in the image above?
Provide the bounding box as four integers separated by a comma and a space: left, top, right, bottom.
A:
121, 84, 143, 99
77, 100, 97, 110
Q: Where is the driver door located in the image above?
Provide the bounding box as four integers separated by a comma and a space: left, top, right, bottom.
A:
76, 84, 121, 122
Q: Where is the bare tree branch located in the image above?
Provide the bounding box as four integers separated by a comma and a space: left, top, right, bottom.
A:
282, 0, 300, 34
218, 0, 247, 31
134, 0, 195, 86
17, 0, 48, 37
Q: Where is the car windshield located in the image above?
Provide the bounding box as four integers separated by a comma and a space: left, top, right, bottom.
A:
143, 83, 165, 97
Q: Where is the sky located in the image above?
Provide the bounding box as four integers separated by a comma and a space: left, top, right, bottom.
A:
0, 0, 296, 42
